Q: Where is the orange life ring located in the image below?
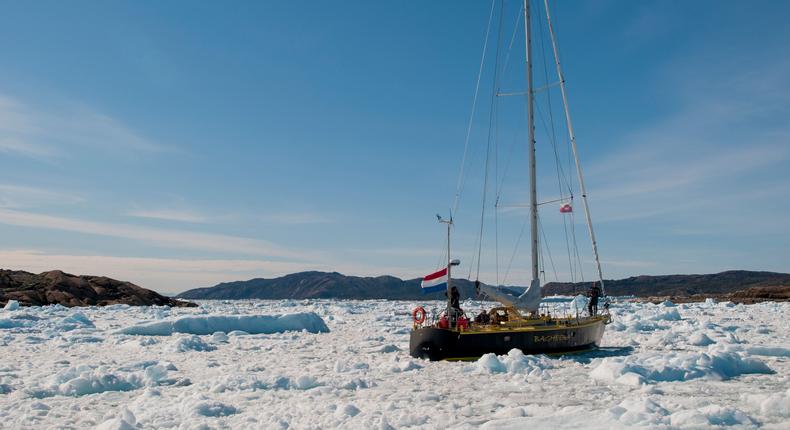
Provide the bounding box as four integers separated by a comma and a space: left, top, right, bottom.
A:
412, 306, 427, 324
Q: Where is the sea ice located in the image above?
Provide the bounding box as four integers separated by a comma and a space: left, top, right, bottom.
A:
0, 318, 29, 329
0, 299, 787, 429
689, 332, 715, 346
745, 388, 790, 418
171, 335, 217, 352
29, 362, 172, 398
669, 404, 756, 427
192, 399, 238, 417
3, 300, 20, 311
473, 349, 552, 375
590, 349, 773, 384
95, 409, 138, 430
746, 345, 790, 357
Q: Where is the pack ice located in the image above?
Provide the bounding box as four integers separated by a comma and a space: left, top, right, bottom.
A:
0, 299, 788, 429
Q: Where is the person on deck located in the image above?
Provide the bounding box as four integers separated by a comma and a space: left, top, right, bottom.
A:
475, 308, 490, 324
445, 286, 462, 326
449, 286, 460, 310
587, 282, 602, 316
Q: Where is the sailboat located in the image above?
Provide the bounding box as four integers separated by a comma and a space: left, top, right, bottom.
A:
409, 0, 611, 361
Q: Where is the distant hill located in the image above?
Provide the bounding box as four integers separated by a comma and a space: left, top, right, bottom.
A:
176, 270, 790, 301
0, 269, 196, 307
177, 271, 490, 301
542, 270, 790, 297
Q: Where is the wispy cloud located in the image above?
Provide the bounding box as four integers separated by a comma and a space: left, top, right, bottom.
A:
0, 92, 167, 159
585, 57, 790, 226
0, 137, 58, 158
126, 208, 210, 223
591, 142, 790, 203
621, 2, 680, 51
346, 247, 440, 258
0, 183, 83, 209
0, 208, 317, 260
258, 212, 333, 224
600, 259, 656, 269
126, 207, 330, 225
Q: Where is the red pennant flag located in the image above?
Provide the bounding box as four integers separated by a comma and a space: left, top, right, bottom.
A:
559, 203, 573, 213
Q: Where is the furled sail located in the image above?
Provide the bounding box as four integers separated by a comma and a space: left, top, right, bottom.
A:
479, 278, 542, 313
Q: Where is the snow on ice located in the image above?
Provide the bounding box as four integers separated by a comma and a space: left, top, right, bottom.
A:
0, 299, 788, 429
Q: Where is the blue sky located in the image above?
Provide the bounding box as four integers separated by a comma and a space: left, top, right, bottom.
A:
0, 1, 788, 294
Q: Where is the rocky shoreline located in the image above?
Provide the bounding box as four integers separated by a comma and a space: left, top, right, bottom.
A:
639, 285, 790, 305
0, 269, 196, 308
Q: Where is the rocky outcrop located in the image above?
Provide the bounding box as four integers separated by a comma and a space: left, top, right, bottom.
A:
728, 285, 790, 302
641, 284, 790, 305
0, 269, 196, 307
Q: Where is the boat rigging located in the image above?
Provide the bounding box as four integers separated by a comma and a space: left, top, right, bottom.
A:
409, 0, 611, 361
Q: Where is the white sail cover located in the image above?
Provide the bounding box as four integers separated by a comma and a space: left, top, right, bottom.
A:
479, 278, 542, 313
518, 278, 543, 312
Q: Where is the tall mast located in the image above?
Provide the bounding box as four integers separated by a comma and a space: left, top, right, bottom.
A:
438, 216, 453, 318
446, 218, 452, 312
542, 0, 605, 294
524, 0, 539, 283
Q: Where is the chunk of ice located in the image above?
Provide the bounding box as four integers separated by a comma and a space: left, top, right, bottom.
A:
591, 350, 772, 384
171, 335, 216, 352
474, 349, 552, 375
117, 312, 329, 336
745, 388, 790, 418
746, 346, 790, 357
689, 332, 715, 346
194, 401, 238, 417
31, 362, 171, 397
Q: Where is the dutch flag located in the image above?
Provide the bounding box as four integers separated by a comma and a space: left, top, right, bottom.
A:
421, 268, 448, 294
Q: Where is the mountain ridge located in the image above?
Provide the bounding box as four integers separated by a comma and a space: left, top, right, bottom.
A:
177, 269, 790, 301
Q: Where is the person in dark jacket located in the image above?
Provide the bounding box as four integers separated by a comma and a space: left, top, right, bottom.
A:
449, 286, 460, 310
445, 286, 462, 326
587, 282, 602, 316
474, 308, 491, 324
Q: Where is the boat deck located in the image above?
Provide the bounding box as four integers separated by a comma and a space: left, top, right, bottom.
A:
461, 315, 610, 334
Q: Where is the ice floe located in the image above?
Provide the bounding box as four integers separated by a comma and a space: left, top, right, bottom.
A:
171, 335, 217, 352
590, 348, 773, 385
3, 300, 20, 311
474, 349, 553, 375
28, 361, 174, 398
117, 312, 329, 335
